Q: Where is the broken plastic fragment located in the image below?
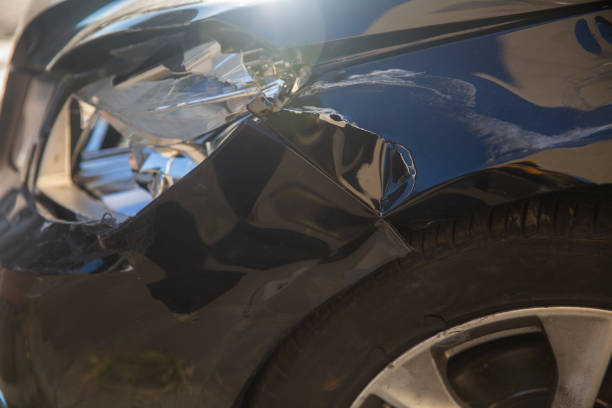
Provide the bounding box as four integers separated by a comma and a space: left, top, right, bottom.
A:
77, 40, 309, 143
129, 144, 198, 198
43, 41, 311, 215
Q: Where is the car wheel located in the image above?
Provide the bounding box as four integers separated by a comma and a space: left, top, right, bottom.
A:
247, 190, 612, 408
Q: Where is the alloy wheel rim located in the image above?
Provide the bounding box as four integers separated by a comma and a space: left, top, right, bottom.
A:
351, 307, 612, 408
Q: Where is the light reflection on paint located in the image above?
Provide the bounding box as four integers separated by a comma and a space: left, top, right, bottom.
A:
0, 388, 7, 408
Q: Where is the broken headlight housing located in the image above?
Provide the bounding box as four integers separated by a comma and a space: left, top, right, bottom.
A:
36, 40, 309, 220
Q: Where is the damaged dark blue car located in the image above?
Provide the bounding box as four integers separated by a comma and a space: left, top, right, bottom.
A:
1, 1, 612, 407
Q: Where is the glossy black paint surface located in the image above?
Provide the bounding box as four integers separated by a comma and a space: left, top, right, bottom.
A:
12, 0, 610, 70
0, 122, 409, 407
1, 0, 611, 407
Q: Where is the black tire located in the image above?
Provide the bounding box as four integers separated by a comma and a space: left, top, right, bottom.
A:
247, 189, 612, 408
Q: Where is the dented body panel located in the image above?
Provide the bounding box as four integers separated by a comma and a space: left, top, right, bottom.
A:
0, 0, 611, 407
